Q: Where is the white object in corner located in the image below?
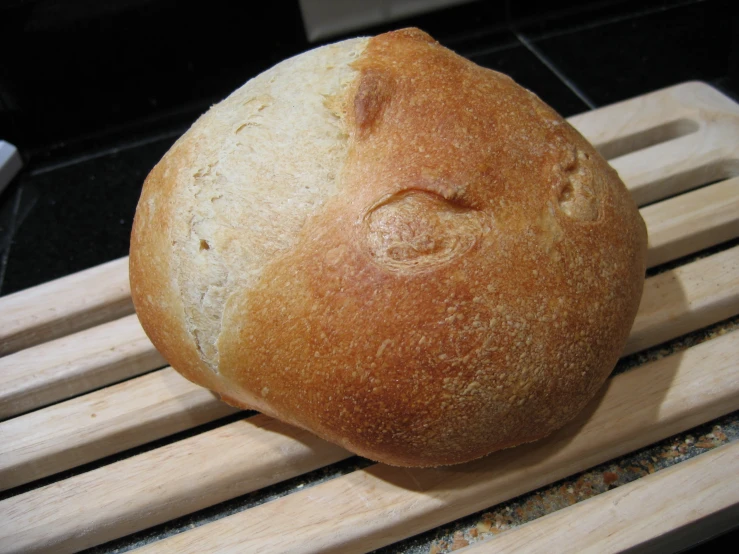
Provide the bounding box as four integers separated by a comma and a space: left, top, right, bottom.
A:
0, 140, 22, 194
299, 0, 475, 42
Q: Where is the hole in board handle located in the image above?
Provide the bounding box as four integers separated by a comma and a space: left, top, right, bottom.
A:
596, 118, 700, 161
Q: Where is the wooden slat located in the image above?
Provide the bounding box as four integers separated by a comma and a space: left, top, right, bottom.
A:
0, 314, 164, 420
128, 330, 739, 554
2, 244, 737, 492
643, 177, 739, 268
0, 257, 133, 356
0, 415, 352, 554
458, 441, 739, 554
624, 245, 739, 356
2, 327, 737, 554
0, 368, 237, 491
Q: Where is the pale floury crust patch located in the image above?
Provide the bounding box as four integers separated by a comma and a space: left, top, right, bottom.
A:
169, 38, 370, 370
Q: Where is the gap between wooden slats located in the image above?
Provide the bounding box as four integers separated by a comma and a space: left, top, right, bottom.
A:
0, 252, 737, 552
456, 441, 739, 554
642, 176, 739, 268
1, 242, 737, 492
1, 82, 734, 358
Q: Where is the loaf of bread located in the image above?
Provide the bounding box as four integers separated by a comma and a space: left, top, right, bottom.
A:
130, 28, 647, 467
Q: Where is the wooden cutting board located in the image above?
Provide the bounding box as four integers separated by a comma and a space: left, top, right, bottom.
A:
0, 81, 738, 553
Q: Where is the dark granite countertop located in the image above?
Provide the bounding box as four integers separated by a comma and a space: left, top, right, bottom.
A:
1, 1, 737, 552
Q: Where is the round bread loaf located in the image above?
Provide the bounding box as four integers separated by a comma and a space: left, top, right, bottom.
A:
130, 28, 647, 467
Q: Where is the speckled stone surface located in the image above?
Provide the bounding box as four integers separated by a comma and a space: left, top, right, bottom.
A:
382, 417, 739, 554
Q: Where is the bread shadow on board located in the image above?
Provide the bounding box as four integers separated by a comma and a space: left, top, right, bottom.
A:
231, 411, 352, 460
358, 267, 688, 493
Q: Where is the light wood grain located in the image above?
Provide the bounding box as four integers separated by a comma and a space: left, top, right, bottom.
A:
624, 244, 739, 355
457, 442, 739, 554
0, 368, 237, 491
125, 330, 739, 554
0, 257, 133, 356
0, 415, 352, 554
0, 314, 164, 420
642, 177, 739, 268
2, 244, 736, 492
2, 327, 737, 554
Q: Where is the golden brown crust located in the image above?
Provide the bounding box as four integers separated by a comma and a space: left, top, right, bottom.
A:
131, 28, 647, 467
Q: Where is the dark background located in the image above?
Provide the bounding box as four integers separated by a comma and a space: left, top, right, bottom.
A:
0, 0, 737, 549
